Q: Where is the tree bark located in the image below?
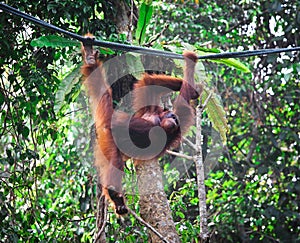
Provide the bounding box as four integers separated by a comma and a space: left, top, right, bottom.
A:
103, 0, 137, 40
135, 159, 180, 243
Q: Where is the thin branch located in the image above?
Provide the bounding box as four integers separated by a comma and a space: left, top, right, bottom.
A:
183, 137, 197, 150
63, 107, 88, 117
166, 149, 194, 160
127, 208, 170, 243
145, 23, 169, 47
66, 215, 95, 222
127, 0, 134, 42
200, 92, 213, 112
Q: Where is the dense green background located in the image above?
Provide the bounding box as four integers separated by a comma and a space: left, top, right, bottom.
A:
1, 0, 299, 242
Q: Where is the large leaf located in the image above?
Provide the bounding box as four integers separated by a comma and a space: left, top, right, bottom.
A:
31, 35, 116, 55
54, 63, 82, 114
202, 89, 229, 144
206, 57, 250, 73
166, 43, 250, 73
31, 35, 80, 48
135, 1, 153, 45
196, 48, 250, 73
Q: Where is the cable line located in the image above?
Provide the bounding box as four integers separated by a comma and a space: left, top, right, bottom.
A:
1, 3, 300, 60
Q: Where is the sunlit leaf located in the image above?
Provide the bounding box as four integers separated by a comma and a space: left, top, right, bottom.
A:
210, 58, 250, 73
135, 1, 153, 44
176, 211, 185, 219
197, 50, 250, 73
165, 43, 250, 73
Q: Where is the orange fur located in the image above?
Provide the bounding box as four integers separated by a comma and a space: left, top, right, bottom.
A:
81, 37, 199, 215
81, 36, 126, 214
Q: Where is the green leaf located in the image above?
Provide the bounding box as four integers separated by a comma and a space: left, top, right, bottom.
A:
135, 2, 153, 45
98, 47, 115, 55
190, 197, 199, 206
197, 50, 250, 73
212, 171, 225, 179
203, 89, 229, 144
31, 35, 80, 48
54, 64, 82, 114
210, 58, 250, 73
176, 211, 185, 219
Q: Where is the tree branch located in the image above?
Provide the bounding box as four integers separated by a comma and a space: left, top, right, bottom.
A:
166, 149, 194, 160
200, 92, 213, 112
144, 23, 169, 47
183, 137, 197, 150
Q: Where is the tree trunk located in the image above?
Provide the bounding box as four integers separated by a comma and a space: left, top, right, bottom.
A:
103, 0, 137, 40
135, 159, 180, 243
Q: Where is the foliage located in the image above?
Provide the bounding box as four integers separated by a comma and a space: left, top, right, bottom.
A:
1, 0, 299, 242
149, 0, 300, 242
0, 0, 106, 242
202, 89, 229, 144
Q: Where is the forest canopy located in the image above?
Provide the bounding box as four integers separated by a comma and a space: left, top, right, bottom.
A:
0, 0, 299, 242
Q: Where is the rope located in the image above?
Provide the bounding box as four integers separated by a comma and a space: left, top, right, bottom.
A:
1, 2, 300, 60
